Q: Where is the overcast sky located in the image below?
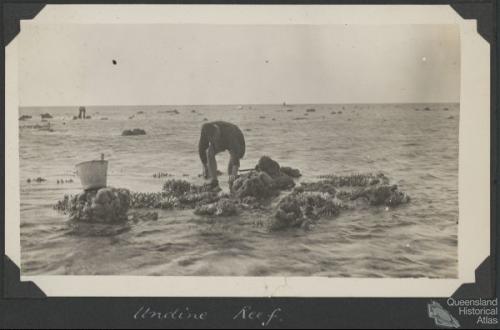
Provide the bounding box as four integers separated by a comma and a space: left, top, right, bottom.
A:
18, 24, 459, 106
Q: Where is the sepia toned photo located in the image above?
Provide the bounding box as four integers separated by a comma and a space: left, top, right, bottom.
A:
5, 5, 490, 297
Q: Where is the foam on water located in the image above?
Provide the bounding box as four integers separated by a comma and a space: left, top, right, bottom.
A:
19, 103, 459, 277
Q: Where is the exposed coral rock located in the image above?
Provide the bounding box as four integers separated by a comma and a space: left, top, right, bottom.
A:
256, 156, 281, 177
122, 128, 146, 136
194, 198, 238, 217
54, 187, 130, 223
41, 113, 53, 119
129, 192, 164, 209
349, 184, 410, 206
270, 173, 295, 190
152, 172, 172, 178
318, 172, 389, 187
232, 171, 277, 199
295, 181, 337, 196
280, 166, 301, 178
270, 191, 343, 231
27, 177, 47, 183
19, 115, 32, 121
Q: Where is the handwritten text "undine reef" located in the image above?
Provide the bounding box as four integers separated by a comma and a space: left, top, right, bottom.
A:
133, 306, 207, 321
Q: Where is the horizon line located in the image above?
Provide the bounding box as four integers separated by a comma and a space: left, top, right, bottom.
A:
19, 101, 460, 108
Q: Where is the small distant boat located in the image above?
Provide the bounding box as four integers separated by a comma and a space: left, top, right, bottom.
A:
282, 101, 287, 106
237, 105, 243, 110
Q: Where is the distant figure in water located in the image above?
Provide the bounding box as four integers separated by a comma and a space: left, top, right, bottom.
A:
78, 106, 86, 119
199, 121, 245, 190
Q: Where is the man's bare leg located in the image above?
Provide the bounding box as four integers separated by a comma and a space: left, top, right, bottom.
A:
206, 143, 218, 186
228, 153, 239, 192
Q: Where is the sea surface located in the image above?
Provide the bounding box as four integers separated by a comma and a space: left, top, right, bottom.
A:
19, 103, 459, 278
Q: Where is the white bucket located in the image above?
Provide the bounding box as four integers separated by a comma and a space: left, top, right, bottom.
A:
75, 160, 108, 190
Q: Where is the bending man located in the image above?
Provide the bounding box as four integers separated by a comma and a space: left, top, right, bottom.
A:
198, 121, 246, 190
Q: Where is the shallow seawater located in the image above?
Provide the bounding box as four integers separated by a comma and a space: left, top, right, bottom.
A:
19, 103, 459, 277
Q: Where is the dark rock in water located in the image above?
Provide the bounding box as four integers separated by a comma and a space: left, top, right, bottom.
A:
267, 172, 410, 231
41, 113, 53, 119
443, 107, 449, 111
280, 166, 301, 178
349, 184, 410, 207
19, 115, 32, 121
54, 187, 130, 223
28, 177, 47, 183
137, 111, 144, 114
331, 111, 337, 114
73, 116, 79, 120
270, 173, 295, 190
270, 191, 342, 231
286, 109, 293, 112
447, 116, 454, 119
101, 117, 108, 120
293, 117, 307, 120
122, 128, 146, 136
232, 157, 297, 200
160, 109, 180, 115
306, 108, 316, 112
194, 198, 238, 216
243, 156, 297, 192
152, 172, 172, 178
232, 171, 277, 199
256, 156, 280, 177
424, 107, 431, 111
259, 116, 266, 119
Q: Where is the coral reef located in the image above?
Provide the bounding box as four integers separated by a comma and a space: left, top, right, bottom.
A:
280, 166, 301, 178
122, 128, 146, 136
19, 115, 32, 121
53, 157, 410, 229
194, 198, 238, 217
270, 191, 343, 231
56, 179, 74, 184
232, 171, 277, 199
27, 177, 47, 183
54, 187, 130, 223
41, 113, 53, 119
348, 184, 410, 206
267, 172, 410, 231
318, 172, 389, 187
256, 156, 280, 177
152, 172, 172, 178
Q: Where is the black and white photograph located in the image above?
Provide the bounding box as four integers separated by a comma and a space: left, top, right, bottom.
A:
4, 5, 491, 298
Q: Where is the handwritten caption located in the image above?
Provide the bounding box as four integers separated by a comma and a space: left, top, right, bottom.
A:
133, 305, 283, 327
